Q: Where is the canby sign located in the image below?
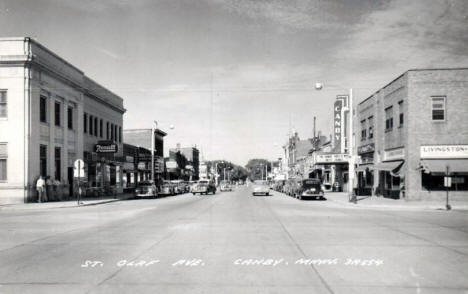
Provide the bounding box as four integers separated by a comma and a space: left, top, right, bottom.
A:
333, 100, 343, 153
420, 145, 468, 159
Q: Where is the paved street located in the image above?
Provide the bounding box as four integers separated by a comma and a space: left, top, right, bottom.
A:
1, 186, 468, 294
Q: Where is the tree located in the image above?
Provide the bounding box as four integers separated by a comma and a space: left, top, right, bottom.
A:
245, 159, 273, 181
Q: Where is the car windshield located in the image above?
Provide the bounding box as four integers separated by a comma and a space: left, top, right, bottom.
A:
254, 180, 267, 186
302, 179, 321, 188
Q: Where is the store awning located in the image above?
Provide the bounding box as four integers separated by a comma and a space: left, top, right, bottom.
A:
373, 161, 404, 171
420, 159, 468, 174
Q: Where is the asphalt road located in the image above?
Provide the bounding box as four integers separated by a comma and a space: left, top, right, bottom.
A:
1, 186, 467, 294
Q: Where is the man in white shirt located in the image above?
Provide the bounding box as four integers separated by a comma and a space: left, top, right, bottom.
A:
36, 176, 45, 203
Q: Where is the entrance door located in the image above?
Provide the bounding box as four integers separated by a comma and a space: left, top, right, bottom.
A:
68, 167, 73, 199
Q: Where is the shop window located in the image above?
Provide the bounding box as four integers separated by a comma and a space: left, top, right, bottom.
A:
431, 96, 446, 121
84, 113, 87, 134
385, 106, 393, 131
422, 173, 468, 191
55, 147, 61, 181
398, 100, 404, 126
40, 145, 47, 177
67, 107, 73, 129
0, 143, 7, 181
0, 90, 7, 118
40, 96, 47, 123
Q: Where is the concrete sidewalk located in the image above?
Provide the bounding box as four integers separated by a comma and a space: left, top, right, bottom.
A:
325, 192, 468, 211
0, 193, 135, 211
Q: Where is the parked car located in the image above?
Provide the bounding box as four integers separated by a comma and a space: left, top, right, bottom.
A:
134, 181, 158, 198
252, 180, 270, 196
284, 178, 300, 197
294, 178, 325, 200
192, 179, 217, 195
159, 182, 175, 196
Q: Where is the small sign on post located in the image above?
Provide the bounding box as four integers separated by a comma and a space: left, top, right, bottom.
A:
444, 176, 452, 188
445, 165, 451, 211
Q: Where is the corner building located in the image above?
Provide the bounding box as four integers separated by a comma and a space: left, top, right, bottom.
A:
0, 37, 125, 203
356, 68, 468, 200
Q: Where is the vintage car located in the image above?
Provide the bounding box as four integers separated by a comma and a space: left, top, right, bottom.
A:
192, 179, 216, 195
159, 182, 175, 196
294, 178, 325, 200
220, 181, 233, 192
134, 181, 158, 198
252, 180, 270, 196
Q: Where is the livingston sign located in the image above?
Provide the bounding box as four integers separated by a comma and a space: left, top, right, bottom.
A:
420, 145, 468, 159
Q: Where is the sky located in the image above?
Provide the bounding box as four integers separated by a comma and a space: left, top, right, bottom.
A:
1, 0, 467, 165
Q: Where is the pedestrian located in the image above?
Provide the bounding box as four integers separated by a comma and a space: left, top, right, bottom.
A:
45, 176, 53, 201
36, 176, 45, 203
53, 179, 61, 200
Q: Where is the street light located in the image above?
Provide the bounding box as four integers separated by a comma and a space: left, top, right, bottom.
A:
315, 83, 356, 203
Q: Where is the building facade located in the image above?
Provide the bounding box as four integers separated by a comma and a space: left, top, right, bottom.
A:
0, 37, 125, 204
123, 128, 166, 185
356, 68, 468, 200
169, 145, 200, 181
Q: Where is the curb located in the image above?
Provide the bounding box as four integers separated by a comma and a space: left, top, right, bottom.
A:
0, 197, 133, 211
326, 197, 468, 211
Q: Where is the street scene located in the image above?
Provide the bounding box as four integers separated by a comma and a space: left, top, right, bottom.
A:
1, 187, 468, 294
1, 0, 468, 293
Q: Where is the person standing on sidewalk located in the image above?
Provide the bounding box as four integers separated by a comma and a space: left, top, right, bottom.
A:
46, 176, 53, 201
36, 176, 45, 203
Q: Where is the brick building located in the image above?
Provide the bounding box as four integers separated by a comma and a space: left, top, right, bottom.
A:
356, 68, 468, 200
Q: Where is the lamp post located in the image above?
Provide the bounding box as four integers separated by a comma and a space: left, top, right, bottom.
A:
315, 83, 355, 203
154, 121, 174, 183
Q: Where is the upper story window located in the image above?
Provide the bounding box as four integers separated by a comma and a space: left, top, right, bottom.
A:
432, 96, 446, 121
385, 106, 393, 132
94, 117, 98, 137
360, 120, 366, 141
40, 96, 47, 123
368, 116, 374, 139
89, 115, 93, 136
118, 126, 122, 143
398, 100, 404, 126
106, 122, 110, 139
99, 119, 103, 138
67, 107, 73, 129
83, 113, 88, 134
0, 90, 7, 118
54, 102, 61, 126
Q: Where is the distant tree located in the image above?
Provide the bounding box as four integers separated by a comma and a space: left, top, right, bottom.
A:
245, 159, 273, 181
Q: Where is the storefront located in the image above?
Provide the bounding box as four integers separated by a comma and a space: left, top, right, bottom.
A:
314, 153, 350, 192
356, 143, 375, 196
419, 145, 468, 193
374, 147, 405, 199
83, 141, 123, 196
